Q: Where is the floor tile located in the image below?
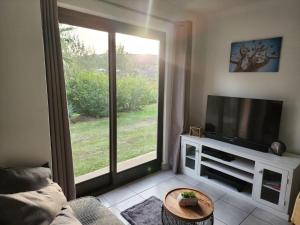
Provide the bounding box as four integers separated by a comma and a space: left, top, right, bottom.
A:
152, 170, 175, 181
139, 185, 169, 200
214, 218, 227, 225
176, 174, 201, 186
109, 207, 130, 225
214, 200, 249, 225
221, 194, 256, 214
115, 195, 145, 212
240, 215, 271, 225
102, 186, 136, 206
159, 177, 192, 191
251, 208, 289, 225
126, 174, 165, 193
194, 180, 226, 201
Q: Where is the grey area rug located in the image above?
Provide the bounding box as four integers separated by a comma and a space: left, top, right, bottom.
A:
121, 196, 163, 225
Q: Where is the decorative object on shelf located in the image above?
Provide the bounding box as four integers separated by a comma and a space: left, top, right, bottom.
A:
177, 191, 198, 207
229, 37, 282, 72
269, 141, 286, 156
189, 126, 204, 137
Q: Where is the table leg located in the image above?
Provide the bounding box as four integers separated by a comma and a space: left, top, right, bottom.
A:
161, 206, 214, 225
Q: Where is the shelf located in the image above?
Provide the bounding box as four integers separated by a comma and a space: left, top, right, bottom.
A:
186, 147, 196, 158
201, 159, 253, 183
201, 153, 254, 174
186, 155, 196, 160
262, 184, 281, 192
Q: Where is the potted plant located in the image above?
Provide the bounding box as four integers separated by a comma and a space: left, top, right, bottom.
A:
177, 191, 198, 207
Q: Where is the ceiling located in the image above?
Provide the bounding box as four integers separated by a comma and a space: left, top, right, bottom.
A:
162, 0, 265, 13
100, 0, 266, 17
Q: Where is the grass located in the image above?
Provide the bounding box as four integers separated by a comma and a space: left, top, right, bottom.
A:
70, 104, 157, 177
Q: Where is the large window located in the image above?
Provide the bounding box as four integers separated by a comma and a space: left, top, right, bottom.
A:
58, 8, 165, 193
59, 24, 110, 181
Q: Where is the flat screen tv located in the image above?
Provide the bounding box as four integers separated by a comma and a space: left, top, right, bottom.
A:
205, 95, 283, 152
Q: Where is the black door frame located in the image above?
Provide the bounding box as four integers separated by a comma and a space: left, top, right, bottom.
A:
58, 7, 166, 196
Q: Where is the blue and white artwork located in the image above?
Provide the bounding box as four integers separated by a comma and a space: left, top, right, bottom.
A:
229, 37, 282, 72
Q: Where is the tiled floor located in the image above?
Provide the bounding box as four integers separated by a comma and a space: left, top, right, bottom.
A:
97, 170, 290, 225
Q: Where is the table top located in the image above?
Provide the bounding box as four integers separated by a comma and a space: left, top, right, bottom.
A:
163, 188, 214, 222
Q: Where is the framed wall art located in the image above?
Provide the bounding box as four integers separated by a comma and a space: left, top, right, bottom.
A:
229, 37, 282, 72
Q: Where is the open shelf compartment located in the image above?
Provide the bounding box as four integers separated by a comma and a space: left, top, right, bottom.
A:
201, 165, 253, 196
201, 153, 255, 174
201, 145, 255, 174
201, 157, 253, 183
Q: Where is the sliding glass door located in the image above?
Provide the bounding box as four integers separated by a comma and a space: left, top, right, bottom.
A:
58, 8, 165, 195
116, 33, 160, 172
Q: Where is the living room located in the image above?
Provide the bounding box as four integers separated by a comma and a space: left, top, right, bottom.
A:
0, 0, 300, 225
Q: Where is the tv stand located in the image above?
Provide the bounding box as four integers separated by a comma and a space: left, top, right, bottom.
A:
180, 135, 300, 220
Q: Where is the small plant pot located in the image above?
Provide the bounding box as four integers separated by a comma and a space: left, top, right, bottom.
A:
177, 194, 198, 207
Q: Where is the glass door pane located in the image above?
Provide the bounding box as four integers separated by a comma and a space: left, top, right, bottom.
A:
116, 33, 160, 172
260, 169, 282, 204
59, 24, 110, 182
185, 144, 196, 170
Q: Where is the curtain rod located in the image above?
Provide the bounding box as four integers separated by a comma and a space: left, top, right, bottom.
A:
98, 0, 174, 23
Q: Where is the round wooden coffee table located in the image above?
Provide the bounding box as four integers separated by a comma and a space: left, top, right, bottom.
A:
162, 188, 214, 225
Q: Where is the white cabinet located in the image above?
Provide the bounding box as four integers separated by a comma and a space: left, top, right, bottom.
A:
180, 135, 300, 220
254, 162, 289, 211
181, 140, 200, 176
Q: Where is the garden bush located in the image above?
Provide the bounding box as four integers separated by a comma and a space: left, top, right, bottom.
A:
117, 75, 156, 112
66, 72, 109, 118
66, 72, 157, 118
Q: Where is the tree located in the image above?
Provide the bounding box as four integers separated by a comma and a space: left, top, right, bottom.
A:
116, 44, 134, 76
59, 24, 94, 78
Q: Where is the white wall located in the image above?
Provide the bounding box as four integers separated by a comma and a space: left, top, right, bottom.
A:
189, 15, 207, 128
0, 0, 51, 167
190, 0, 300, 153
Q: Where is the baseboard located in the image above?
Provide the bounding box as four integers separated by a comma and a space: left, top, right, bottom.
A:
161, 162, 170, 170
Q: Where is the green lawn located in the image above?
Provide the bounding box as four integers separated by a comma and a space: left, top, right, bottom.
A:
70, 104, 157, 177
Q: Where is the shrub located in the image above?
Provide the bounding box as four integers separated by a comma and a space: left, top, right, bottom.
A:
117, 75, 156, 112
66, 72, 157, 117
66, 72, 109, 117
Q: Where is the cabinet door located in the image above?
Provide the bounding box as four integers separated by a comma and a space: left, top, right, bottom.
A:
181, 140, 199, 176
254, 162, 288, 211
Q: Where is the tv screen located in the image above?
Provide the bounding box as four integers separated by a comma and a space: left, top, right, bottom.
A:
205, 95, 283, 152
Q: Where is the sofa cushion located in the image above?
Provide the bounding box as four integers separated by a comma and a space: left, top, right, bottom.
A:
0, 166, 51, 194
0, 182, 67, 225
50, 205, 82, 225
69, 197, 124, 225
